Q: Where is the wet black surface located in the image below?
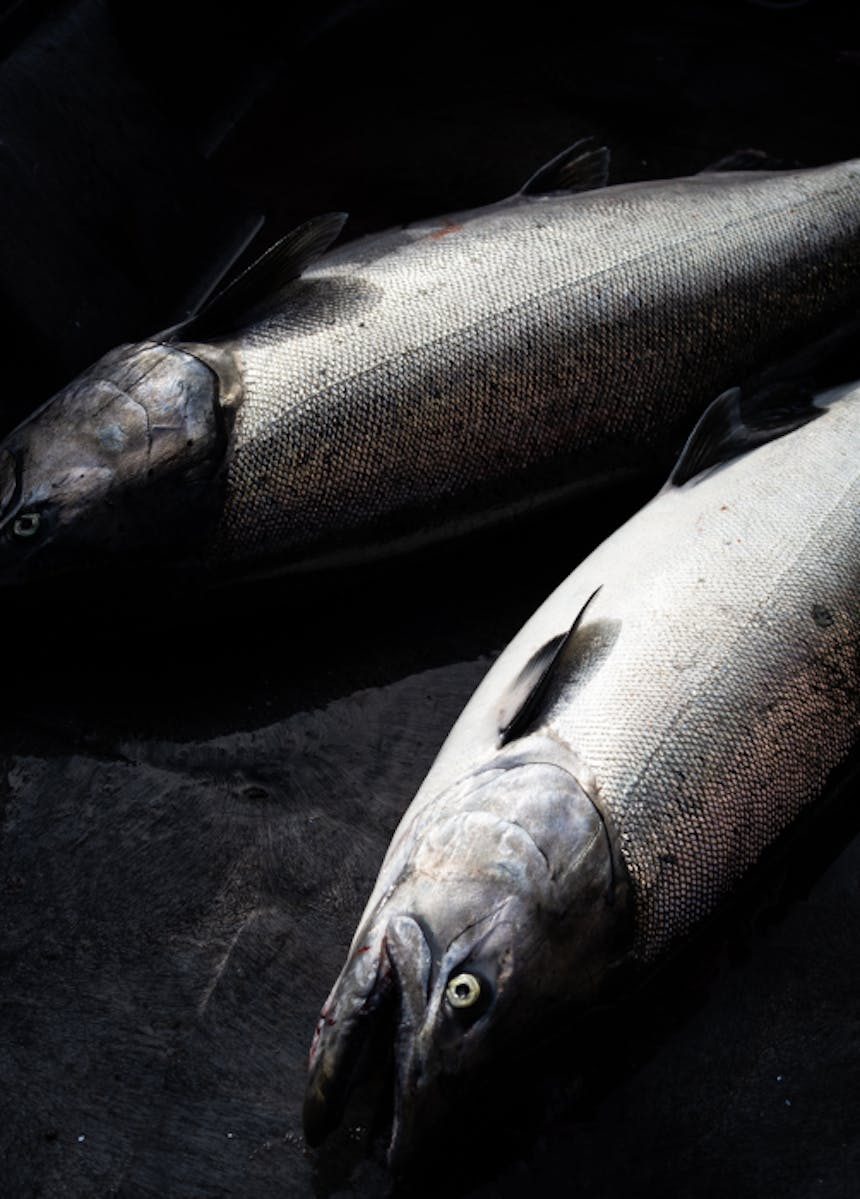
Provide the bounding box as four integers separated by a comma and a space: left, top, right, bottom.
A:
1, 1, 860, 1196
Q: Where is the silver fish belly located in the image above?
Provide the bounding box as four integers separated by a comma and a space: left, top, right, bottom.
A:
304, 380, 860, 1159
1, 148, 860, 584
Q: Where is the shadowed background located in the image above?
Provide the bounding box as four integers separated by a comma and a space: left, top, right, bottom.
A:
0, 1, 859, 1195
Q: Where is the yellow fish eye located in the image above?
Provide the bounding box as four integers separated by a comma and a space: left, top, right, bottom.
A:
12, 512, 41, 539
446, 972, 481, 1009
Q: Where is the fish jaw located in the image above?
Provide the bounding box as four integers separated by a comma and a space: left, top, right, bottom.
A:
0, 339, 237, 585
303, 933, 393, 1147
305, 741, 634, 1164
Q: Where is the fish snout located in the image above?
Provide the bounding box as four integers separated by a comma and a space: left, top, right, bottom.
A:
302, 991, 351, 1147
302, 913, 438, 1153
302, 932, 393, 1147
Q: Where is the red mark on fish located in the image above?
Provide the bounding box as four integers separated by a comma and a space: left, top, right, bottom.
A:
429, 221, 463, 240
309, 1002, 336, 1062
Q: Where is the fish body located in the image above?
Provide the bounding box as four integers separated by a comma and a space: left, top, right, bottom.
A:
2, 149, 860, 583
304, 379, 860, 1159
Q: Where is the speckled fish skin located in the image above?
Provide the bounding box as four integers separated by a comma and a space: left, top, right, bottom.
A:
304, 380, 860, 1161
208, 158, 860, 574
2, 154, 860, 585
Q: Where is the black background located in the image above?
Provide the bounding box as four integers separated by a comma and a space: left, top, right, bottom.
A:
1, 1, 859, 1196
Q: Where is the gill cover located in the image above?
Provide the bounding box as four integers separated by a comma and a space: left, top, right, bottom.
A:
304, 734, 633, 1163
0, 340, 237, 581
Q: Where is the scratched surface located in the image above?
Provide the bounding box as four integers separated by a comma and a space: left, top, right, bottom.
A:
2, 0, 860, 1196
0, 656, 490, 1197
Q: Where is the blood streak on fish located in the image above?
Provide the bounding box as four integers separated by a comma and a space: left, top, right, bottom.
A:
428, 222, 464, 239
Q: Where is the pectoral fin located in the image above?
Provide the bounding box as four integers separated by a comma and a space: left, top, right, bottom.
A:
498, 587, 602, 746
183, 212, 349, 339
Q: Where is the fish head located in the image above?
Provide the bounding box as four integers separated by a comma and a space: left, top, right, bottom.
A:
0, 339, 238, 584
304, 738, 632, 1166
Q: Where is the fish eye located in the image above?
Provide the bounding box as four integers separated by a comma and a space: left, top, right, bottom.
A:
446, 972, 482, 1010
12, 512, 41, 540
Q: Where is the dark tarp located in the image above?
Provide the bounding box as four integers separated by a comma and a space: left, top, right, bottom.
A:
1, 0, 860, 1195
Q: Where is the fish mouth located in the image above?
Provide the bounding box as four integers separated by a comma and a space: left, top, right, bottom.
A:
303, 914, 438, 1162
303, 934, 395, 1148
305, 907, 517, 1169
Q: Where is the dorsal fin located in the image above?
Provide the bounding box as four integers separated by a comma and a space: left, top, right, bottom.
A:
498, 587, 601, 746
697, 148, 785, 173
184, 212, 348, 339
667, 383, 823, 489
520, 137, 610, 197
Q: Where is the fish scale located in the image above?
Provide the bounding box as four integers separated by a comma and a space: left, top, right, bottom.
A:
304, 377, 860, 1160
422, 383, 860, 959
3, 150, 860, 592
209, 161, 860, 569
